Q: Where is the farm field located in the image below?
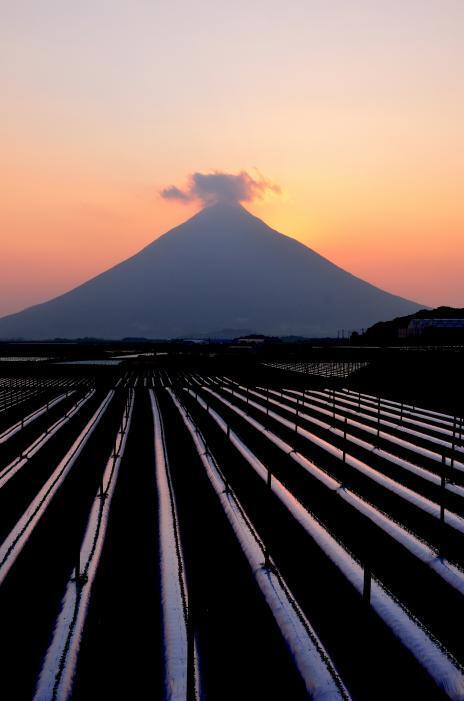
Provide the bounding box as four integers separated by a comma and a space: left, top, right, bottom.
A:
262, 360, 369, 379
0, 363, 464, 700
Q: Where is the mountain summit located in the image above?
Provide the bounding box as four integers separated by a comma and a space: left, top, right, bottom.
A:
0, 204, 421, 339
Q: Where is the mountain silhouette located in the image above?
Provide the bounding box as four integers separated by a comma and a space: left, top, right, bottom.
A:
0, 203, 421, 339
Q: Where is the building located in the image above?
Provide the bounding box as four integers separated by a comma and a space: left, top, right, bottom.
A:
406, 318, 464, 338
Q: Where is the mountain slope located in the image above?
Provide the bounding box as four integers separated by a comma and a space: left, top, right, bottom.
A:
0, 204, 421, 339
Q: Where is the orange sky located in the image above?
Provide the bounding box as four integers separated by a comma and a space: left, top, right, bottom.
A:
1, 1, 463, 316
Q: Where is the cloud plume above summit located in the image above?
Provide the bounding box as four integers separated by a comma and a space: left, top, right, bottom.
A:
160, 170, 281, 206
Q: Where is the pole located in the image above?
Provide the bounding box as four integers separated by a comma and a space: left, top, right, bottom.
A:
264, 463, 272, 568
440, 453, 447, 558
343, 416, 347, 463
451, 417, 457, 471
377, 395, 381, 440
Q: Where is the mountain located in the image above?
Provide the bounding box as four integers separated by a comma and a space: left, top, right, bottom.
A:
0, 203, 422, 339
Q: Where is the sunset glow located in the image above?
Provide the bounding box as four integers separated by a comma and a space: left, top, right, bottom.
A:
1, 0, 463, 315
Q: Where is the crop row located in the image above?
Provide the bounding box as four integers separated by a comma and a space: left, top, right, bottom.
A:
0, 371, 463, 700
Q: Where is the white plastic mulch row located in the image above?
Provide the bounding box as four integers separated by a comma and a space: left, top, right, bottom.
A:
0, 392, 72, 444
185, 380, 464, 701
0, 378, 89, 415
169, 387, 352, 701
319, 388, 459, 436
342, 388, 459, 424
322, 389, 464, 449
0, 390, 96, 491
213, 380, 464, 538
278, 386, 464, 473
150, 389, 202, 701
33, 391, 134, 701
253, 386, 464, 492
192, 383, 464, 598
0, 390, 114, 587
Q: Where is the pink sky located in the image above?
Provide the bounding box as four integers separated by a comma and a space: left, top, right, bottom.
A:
1, 1, 463, 316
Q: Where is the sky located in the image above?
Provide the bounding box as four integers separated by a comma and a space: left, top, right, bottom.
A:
1, 0, 463, 316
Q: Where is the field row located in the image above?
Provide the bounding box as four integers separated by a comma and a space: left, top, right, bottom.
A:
0, 372, 463, 700
262, 360, 369, 378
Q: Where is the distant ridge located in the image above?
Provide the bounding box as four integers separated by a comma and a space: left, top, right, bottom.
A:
363, 306, 464, 342
0, 203, 421, 339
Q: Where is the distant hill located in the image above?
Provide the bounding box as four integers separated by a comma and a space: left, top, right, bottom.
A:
362, 306, 464, 342
0, 203, 421, 339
